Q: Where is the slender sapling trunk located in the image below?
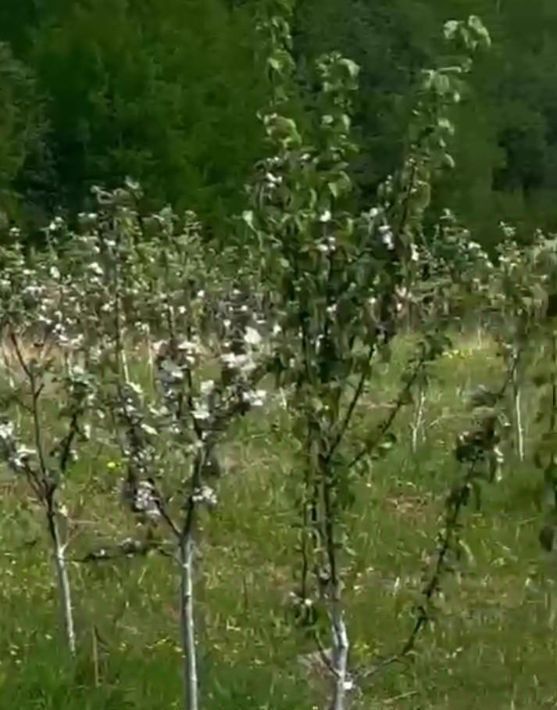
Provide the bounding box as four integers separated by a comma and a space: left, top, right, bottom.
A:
46, 500, 76, 655
411, 384, 426, 454
179, 503, 199, 710
322, 475, 350, 710
512, 351, 524, 462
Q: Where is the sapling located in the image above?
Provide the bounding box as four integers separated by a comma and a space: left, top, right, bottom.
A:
418, 209, 493, 327
248, 7, 491, 707
0, 235, 95, 655
84, 185, 272, 709
371, 16, 493, 455
491, 234, 533, 462
393, 308, 549, 665
406, 213, 495, 454
385, 233, 555, 663
138, 307, 270, 710
536, 329, 557, 553
488, 231, 556, 464
249, 17, 385, 702
527, 247, 557, 552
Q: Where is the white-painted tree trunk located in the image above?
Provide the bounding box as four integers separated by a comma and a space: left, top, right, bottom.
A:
180, 528, 199, 710
48, 511, 76, 655
120, 345, 130, 384
145, 327, 154, 380
411, 386, 426, 454
514, 385, 524, 461
330, 599, 350, 710
512, 358, 524, 462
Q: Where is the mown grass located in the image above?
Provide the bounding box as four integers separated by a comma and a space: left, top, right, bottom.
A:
1, 331, 557, 708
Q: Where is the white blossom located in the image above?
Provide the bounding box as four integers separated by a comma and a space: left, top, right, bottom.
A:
192, 485, 218, 508
200, 380, 215, 396
244, 326, 262, 346
0, 422, 15, 441
159, 359, 184, 382
177, 339, 199, 354
242, 389, 267, 408
88, 262, 104, 277
220, 352, 256, 373
192, 403, 211, 421
379, 225, 395, 250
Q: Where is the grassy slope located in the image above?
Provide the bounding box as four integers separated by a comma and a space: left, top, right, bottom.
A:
1, 332, 556, 709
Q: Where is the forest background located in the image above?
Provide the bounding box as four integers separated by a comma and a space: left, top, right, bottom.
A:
1, 0, 556, 246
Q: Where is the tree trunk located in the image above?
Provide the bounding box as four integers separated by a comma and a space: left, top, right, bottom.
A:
511, 350, 524, 461
179, 512, 199, 710
322, 475, 350, 710
47, 508, 76, 655
411, 385, 426, 454
330, 597, 350, 710
513, 379, 524, 462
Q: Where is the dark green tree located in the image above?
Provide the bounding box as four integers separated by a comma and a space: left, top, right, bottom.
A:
0, 42, 48, 223
2, 0, 269, 226
293, 0, 557, 246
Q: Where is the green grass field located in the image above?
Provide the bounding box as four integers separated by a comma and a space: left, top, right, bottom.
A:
1, 332, 556, 709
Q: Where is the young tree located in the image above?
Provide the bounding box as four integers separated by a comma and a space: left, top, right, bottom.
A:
0, 232, 95, 655
245, 8, 492, 707
76, 184, 272, 709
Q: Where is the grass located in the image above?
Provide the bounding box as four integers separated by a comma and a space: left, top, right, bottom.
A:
1, 331, 557, 708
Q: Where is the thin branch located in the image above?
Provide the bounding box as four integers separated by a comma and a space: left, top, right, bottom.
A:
346, 352, 426, 471
9, 329, 51, 492
155, 495, 182, 540
326, 342, 375, 463
399, 464, 476, 657
389, 363, 516, 662
76, 537, 173, 563
58, 410, 81, 475
312, 629, 337, 677
8, 329, 32, 379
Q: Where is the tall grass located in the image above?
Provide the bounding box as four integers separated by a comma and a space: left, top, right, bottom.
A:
1, 332, 556, 708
